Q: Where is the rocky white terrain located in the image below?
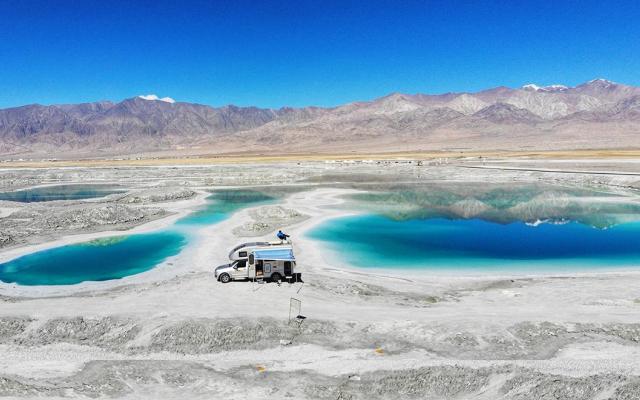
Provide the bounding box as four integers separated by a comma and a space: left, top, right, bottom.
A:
0, 160, 640, 398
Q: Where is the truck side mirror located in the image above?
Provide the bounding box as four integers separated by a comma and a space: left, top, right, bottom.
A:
233, 265, 238, 269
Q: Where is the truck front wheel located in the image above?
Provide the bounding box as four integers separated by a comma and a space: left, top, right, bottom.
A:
219, 273, 231, 283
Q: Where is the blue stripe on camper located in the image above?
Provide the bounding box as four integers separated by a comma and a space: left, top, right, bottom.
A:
254, 249, 295, 261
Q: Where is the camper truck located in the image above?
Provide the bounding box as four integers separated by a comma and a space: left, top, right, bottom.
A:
215, 242, 297, 283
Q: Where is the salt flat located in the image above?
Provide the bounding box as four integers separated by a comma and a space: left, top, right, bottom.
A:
1, 159, 640, 399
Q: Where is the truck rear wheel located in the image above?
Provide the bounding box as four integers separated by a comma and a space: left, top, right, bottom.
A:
219, 273, 231, 283
270, 273, 282, 283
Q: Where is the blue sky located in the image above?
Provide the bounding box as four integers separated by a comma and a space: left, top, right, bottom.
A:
0, 0, 638, 108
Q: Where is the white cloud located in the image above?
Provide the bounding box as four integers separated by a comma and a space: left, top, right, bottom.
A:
522, 83, 541, 91
138, 94, 176, 103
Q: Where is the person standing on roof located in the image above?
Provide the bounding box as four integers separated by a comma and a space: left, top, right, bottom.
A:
277, 230, 290, 243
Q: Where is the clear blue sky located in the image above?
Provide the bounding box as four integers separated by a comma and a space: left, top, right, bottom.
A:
0, 0, 638, 109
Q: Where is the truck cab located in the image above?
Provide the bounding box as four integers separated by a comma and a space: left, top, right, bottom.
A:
229, 258, 249, 280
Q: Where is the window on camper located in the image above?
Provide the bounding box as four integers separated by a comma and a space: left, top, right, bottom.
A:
238, 251, 247, 257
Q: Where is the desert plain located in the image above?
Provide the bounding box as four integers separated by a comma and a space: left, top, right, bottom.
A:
1, 155, 640, 399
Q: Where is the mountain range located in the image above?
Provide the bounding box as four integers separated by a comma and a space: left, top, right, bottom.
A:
1, 78, 639, 158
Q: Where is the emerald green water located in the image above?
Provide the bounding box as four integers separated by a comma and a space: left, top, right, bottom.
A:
308, 184, 640, 271
0, 185, 125, 202
308, 215, 640, 271
176, 189, 274, 225
0, 189, 273, 285
0, 232, 187, 285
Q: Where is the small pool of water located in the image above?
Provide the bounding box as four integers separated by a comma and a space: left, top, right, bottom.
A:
176, 189, 275, 225
0, 231, 187, 285
308, 215, 640, 271
0, 185, 125, 202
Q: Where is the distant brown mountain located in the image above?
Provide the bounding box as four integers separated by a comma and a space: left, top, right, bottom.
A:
1, 79, 640, 158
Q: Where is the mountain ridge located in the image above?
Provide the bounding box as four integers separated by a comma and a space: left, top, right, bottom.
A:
1, 79, 639, 158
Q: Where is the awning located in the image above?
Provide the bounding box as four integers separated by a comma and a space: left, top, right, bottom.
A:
254, 249, 295, 261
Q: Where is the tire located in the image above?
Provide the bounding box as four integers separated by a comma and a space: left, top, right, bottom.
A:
270, 273, 282, 283
219, 273, 231, 283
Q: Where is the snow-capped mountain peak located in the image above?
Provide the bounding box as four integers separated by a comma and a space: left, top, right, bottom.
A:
588, 78, 615, 84
586, 78, 616, 87
544, 85, 569, 91
138, 94, 176, 103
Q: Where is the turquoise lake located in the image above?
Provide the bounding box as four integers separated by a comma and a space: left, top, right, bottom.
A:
308, 215, 640, 271
0, 185, 125, 202
0, 232, 187, 285
0, 189, 273, 285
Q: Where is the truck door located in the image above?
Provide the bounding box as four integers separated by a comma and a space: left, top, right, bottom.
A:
284, 261, 292, 276
232, 260, 248, 278
255, 260, 264, 278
